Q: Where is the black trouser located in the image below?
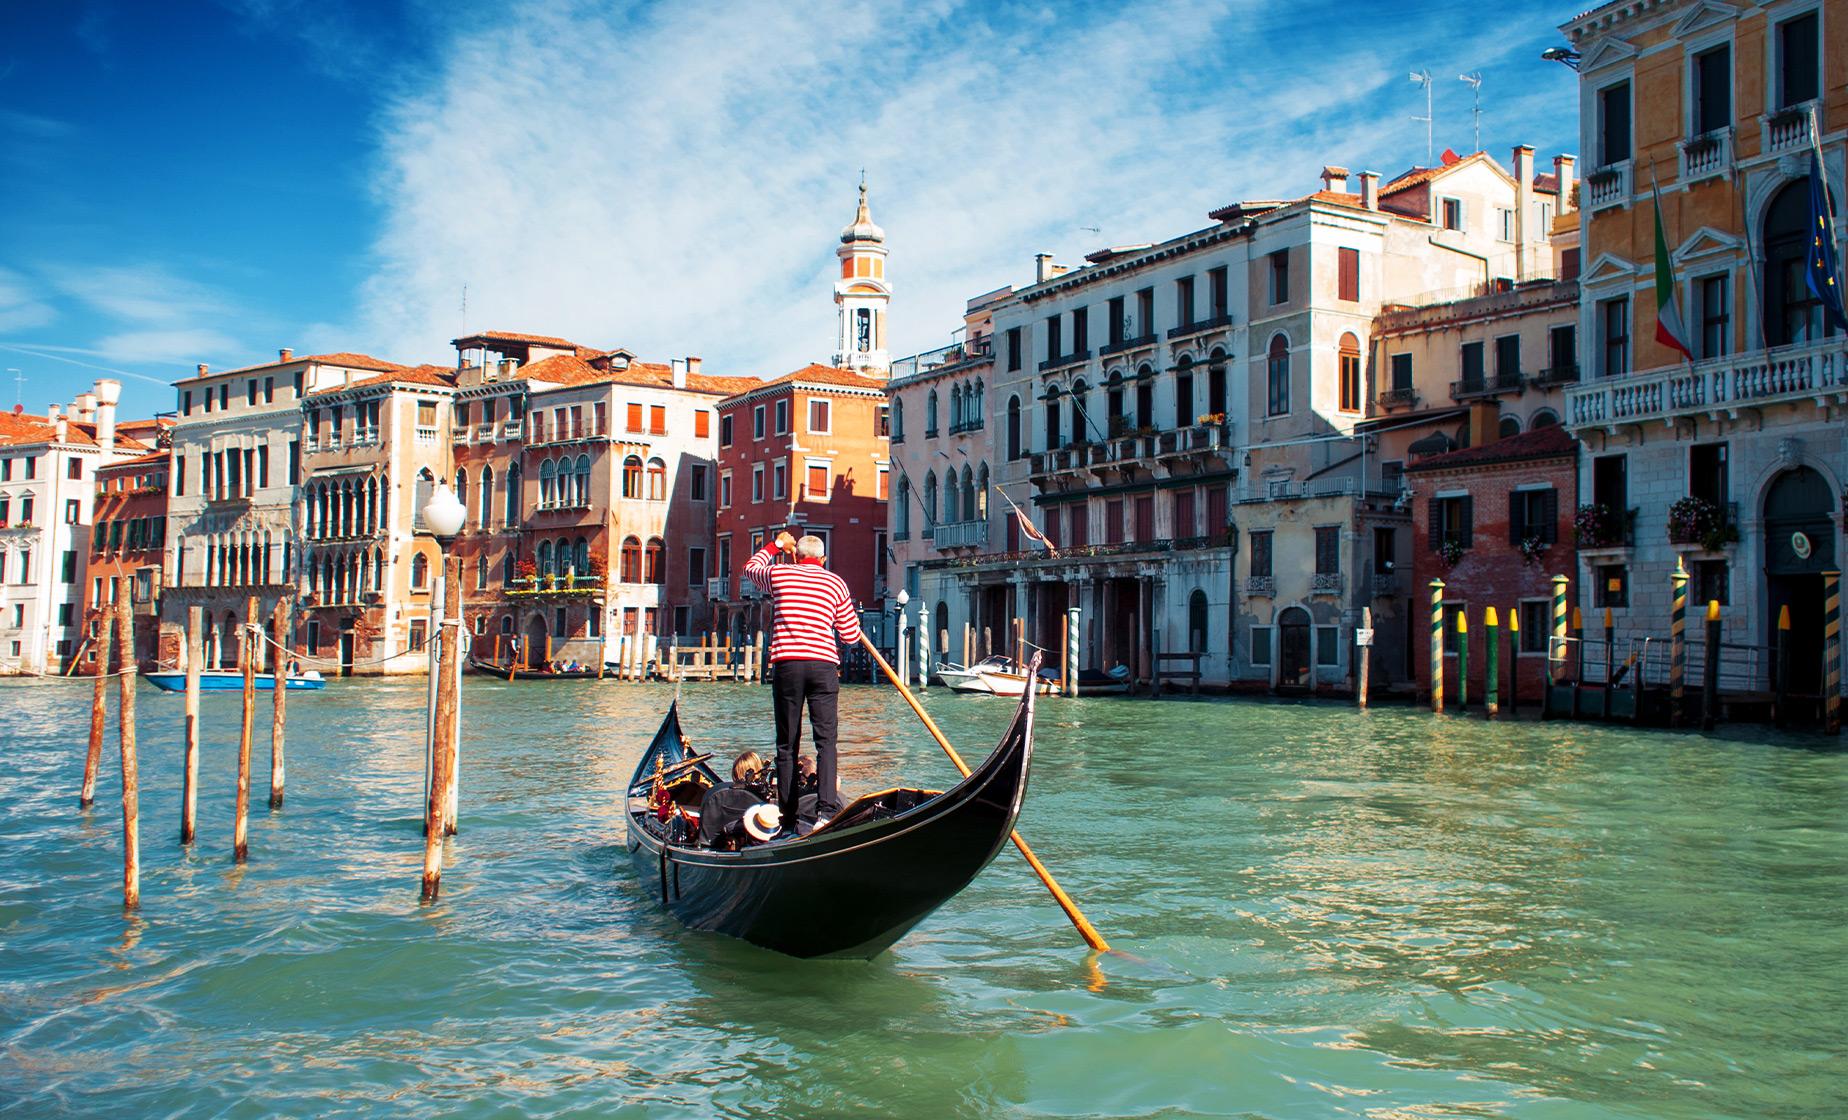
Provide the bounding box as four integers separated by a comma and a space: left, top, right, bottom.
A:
772, 659, 841, 822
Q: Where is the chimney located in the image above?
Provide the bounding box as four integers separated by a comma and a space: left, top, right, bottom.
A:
196, 363, 209, 377
94, 378, 120, 450
1512, 144, 1536, 281
671, 358, 688, 389
1469, 400, 1500, 448
686, 356, 702, 377
49, 403, 66, 443
73, 392, 98, 423
1359, 170, 1380, 211
279, 347, 293, 362
1034, 252, 1056, 283
1320, 165, 1349, 193
1554, 153, 1576, 216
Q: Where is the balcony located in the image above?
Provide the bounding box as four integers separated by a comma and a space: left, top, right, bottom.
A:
507, 573, 605, 598
1763, 103, 1815, 157
1530, 363, 1580, 387
1678, 127, 1732, 185
1038, 348, 1092, 374
415, 425, 439, 445
1099, 332, 1158, 358
932, 519, 989, 550
500, 419, 523, 439
1584, 162, 1630, 211
1366, 572, 1402, 599
474, 422, 495, 442
1564, 337, 1848, 431
706, 576, 731, 601
889, 337, 993, 382
1310, 572, 1343, 596
1378, 387, 1419, 411
1167, 312, 1234, 341
1450, 369, 1525, 401
1667, 498, 1741, 552
1245, 576, 1275, 597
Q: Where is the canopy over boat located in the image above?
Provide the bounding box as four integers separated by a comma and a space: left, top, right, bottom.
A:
624, 682, 1036, 959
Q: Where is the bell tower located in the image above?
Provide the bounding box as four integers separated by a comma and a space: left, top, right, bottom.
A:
834, 177, 891, 376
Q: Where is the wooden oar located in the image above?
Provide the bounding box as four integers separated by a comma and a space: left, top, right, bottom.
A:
859, 634, 1110, 953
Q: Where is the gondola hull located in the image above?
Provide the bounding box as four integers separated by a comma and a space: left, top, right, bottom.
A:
624, 683, 1035, 959
469, 658, 614, 681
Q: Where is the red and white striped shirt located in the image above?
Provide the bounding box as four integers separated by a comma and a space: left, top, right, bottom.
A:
744, 546, 863, 664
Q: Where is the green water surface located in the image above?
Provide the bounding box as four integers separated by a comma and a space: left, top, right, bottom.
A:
0, 678, 1841, 1118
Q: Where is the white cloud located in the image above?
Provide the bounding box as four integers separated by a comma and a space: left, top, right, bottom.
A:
90, 328, 247, 366
0, 266, 55, 332
353, 0, 1576, 375
46, 263, 235, 326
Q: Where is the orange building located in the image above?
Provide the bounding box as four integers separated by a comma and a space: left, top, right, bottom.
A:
713, 364, 892, 632
80, 450, 170, 672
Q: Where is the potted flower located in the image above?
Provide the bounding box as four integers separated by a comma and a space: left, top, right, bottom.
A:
1575, 503, 1620, 547
1518, 535, 1548, 566
1439, 537, 1466, 567
1667, 497, 1717, 546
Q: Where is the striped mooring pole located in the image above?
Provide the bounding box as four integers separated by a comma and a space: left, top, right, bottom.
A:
1825, 571, 1841, 735
1483, 607, 1500, 720
1429, 579, 1445, 714
1456, 609, 1470, 711
1670, 558, 1688, 728
1065, 604, 1082, 698
1546, 574, 1568, 718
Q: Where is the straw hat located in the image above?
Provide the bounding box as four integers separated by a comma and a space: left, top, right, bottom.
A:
743, 803, 782, 842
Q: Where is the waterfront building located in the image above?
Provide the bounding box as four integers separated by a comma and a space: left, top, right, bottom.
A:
714, 363, 893, 633
298, 363, 457, 673
162, 350, 401, 670
898, 147, 1569, 689
1560, 0, 1847, 700
81, 448, 172, 672
0, 379, 156, 673
447, 332, 755, 666
1407, 424, 1578, 701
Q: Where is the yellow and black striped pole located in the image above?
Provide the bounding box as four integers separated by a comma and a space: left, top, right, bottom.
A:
1429, 579, 1445, 714
1669, 557, 1688, 728
1825, 570, 1841, 735
1547, 575, 1568, 718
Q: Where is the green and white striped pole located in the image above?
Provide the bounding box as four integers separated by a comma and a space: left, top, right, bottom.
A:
1429, 579, 1445, 714
1670, 557, 1688, 728
1825, 571, 1841, 735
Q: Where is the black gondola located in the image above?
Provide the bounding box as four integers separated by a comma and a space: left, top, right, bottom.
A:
624, 681, 1036, 959
468, 658, 614, 681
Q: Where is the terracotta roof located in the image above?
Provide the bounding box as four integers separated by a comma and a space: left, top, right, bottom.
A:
1533, 172, 1560, 194
1405, 423, 1576, 472
192, 352, 404, 379
98, 450, 169, 470
306, 363, 456, 397
513, 354, 615, 387
453, 330, 584, 350
0, 410, 153, 451
718, 363, 888, 403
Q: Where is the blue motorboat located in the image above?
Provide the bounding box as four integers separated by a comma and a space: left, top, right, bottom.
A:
142, 668, 327, 692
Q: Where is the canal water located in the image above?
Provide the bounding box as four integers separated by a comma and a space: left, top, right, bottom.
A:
0, 678, 1841, 1118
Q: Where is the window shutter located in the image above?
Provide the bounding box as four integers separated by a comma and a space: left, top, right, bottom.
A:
1459, 495, 1474, 548
1540, 487, 1559, 544
1509, 491, 1524, 545
1427, 498, 1440, 551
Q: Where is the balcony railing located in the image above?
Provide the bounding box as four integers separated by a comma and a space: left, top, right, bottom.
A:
1585, 162, 1630, 210
1450, 369, 1525, 400
1531, 363, 1580, 387
1038, 348, 1092, 373
1245, 576, 1275, 597
932, 519, 989, 550
1167, 312, 1233, 340
1679, 127, 1732, 184
1565, 337, 1848, 430
1310, 571, 1343, 595
1379, 387, 1418, 410
414, 425, 439, 444
706, 576, 731, 601
1099, 332, 1158, 357
1367, 572, 1402, 599
1763, 104, 1814, 156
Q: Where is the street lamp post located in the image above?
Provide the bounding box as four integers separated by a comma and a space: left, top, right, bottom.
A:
422, 483, 466, 818
895, 588, 910, 688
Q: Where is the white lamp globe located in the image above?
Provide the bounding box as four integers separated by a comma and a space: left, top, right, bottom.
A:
896, 589, 910, 607
424, 482, 466, 539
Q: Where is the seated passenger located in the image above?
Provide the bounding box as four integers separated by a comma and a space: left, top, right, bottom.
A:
697, 750, 778, 847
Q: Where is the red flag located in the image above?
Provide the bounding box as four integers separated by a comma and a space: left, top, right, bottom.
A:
1015, 507, 1056, 555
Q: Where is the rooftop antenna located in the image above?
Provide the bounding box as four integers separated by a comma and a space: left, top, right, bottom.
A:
1458, 72, 1483, 152
6, 368, 21, 407
460, 284, 468, 335
1409, 68, 1434, 166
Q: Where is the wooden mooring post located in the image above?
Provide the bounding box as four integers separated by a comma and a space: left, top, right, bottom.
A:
422, 557, 462, 901
1701, 600, 1721, 732
181, 606, 203, 844
270, 596, 288, 809
80, 605, 115, 808
113, 578, 141, 908
1355, 607, 1371, 711
235, 595, 257, 863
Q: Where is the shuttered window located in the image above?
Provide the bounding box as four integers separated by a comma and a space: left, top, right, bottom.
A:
1509, 488, 1558, 545
1250, 530, 1273, 578
1337, 247, 1359, 302
1314, 526, 1340, 574
1105, 499, 1125, 544
1173, 490, 1196, 538
1428, 495, 1473, 550
1134, 496, 1154, 542
626, 403, 644, 433
649, 405, 666, 435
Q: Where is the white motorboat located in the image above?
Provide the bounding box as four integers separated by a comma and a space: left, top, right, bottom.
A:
936, 656, 1013, 693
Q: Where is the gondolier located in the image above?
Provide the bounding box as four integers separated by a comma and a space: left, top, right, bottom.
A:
744, 531, 862, 829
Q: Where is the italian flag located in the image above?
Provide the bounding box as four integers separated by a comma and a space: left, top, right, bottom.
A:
1652, 185, 1694, 360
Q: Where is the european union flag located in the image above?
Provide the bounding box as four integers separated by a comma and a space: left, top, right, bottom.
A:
1807, 149, 1848, 334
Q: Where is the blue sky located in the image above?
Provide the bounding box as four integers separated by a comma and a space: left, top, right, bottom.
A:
0, 0, 1580, 420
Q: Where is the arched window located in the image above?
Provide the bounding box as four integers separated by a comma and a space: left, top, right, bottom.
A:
555, 536, 572, 576
372, 546, 383, 591
1764, 179, 1836, 345
950, 385, 962, 430
1070, 379, 1089, 444
262, 529, 273, 584
1006, 395, 1021, 460
895, 477, 911, 536
1189, 589, 1209, 653
505, 463, 521, 527
1106, 371, 1125, 434
621, 535, 643, 583
926, 389, 939, 435
1174, 355, 1195, 428
575, 454, 592, 506
1337, 332, 1361, 413
973, 381, 984, 422
923, 471, 938, 523
539, 459, 557, 508
1044, 386, 1063, 451
1207, 347, 1229, 416
645, 537, 666, 584
622, 455, 643, 500
1135, 365, 1154, 429
976, 463, 989, 519
1529, 409, 1559, 429
1266, 334, 1291, 416
366, 478, 379, 534
646, 457, 666, 501
535, 540, 552, 579
479, 466, 494, 530
575, 535, 590, 574
456, 468, 470, 524
500, 614, 513, 636
961, 465, 975, 521
1499, 415, 1522, 438
411, 550, 429, 589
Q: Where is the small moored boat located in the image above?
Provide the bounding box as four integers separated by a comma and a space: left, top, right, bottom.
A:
468, 657, 618, 681
624, 677, 1036, 958
936, 655, 1014, 693
143, 668, 326, 692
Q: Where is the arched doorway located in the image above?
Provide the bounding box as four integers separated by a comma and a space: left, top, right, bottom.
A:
1763, 181, 1839, 346
523, 615, 550, 668
1278, 606, 1312, 687
1763, 466, 1836, 695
